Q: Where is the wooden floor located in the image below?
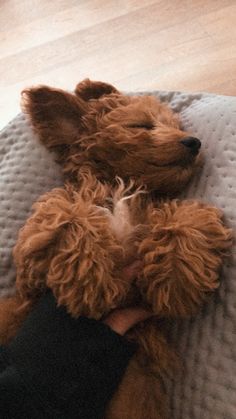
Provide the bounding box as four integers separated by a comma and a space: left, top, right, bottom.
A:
1, 0, 236, 130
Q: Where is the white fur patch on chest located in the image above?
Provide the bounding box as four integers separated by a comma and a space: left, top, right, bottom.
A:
108, 196, 134, 240
96, 195, 135, 242
95, 179, 144, 243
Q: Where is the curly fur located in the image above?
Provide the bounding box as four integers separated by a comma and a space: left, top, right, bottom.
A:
0, 79, 232, 419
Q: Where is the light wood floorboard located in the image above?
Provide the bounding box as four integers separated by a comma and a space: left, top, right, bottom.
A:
1, 0, 236, 129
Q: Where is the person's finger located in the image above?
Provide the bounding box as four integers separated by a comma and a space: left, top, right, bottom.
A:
103, 307, 152, 335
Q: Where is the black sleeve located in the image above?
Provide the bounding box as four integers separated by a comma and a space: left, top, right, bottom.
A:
0, 291, 136, 419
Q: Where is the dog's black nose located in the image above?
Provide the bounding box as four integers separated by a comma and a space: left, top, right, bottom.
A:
181, 137, 201, 155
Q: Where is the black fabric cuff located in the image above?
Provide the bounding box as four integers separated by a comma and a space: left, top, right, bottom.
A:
7, 291, 136, 418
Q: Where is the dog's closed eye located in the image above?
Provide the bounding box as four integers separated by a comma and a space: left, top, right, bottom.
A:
129, 123, 154, 130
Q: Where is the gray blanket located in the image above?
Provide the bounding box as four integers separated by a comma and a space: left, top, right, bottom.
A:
0, 90, 235, 419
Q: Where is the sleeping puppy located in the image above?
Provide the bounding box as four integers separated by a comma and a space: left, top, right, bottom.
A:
0, 80, 232, 419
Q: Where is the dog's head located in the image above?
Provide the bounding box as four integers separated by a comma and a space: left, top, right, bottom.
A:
22, 79, 201, 195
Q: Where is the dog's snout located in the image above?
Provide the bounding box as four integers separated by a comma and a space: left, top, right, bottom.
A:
181, 137, 201, 155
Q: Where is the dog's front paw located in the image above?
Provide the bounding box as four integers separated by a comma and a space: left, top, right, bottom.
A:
136, 200, 232, 317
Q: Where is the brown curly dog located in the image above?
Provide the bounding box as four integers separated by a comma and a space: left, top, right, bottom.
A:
0, 80, 232, 419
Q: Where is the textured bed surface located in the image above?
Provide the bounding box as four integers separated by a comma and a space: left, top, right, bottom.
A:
0, 90, 235, 418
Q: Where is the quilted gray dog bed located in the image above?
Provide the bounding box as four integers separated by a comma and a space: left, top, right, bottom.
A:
0, 90, 235, 419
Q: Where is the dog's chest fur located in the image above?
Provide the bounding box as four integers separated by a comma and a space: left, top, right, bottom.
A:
95, 188, 148, 246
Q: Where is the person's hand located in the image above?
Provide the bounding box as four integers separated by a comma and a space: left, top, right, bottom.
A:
103, 307, 151, 336
103, 261, 152, 335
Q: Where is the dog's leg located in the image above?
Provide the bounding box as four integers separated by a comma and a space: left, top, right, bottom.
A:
137, 199, 232, 317
0, 294, 32, 344
13, 183, 129, 320
105, 353, 169, 419
105, 319, 177, 419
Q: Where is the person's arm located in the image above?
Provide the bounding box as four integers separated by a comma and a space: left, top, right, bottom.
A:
0, 291, 138, 419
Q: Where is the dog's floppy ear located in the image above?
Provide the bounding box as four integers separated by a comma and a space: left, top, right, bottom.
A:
21, 86, 88, 150
75, 78, 119, 101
